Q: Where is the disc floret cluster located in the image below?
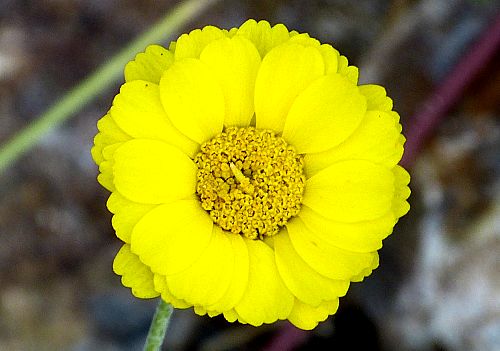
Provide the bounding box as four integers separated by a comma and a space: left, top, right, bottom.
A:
195, 126, 305, 239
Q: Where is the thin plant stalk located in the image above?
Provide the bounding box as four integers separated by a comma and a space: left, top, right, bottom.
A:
0, 0, 219, 174
143, 299, 173, 351
401, 13, 500, 167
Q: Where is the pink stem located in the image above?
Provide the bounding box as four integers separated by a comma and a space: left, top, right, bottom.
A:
261, 324, 309, 351
401, 12, 500, 167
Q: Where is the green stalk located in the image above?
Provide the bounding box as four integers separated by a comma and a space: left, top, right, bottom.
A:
0, 0, 219, 174
143, 299, 173, 351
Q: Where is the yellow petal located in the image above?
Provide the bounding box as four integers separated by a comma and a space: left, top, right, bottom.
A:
107, 192, 156, 243
91, 141, 104, 165
168, 41, 176, 52
95, 139, 129, 193
298, 205, 396, 253
101, 143, 122, 162
392, 110, 402, 125
282, 73, 366, 154
193, 306, 224, 318
228, 27, 238, 37
113, 244, 159, 298
337, 55, 358, 84
254, 43, 324, 132
97, 174, 114, 192
110, 81, 198, 157
166, 226, 233, 307
304, 110, 404, 176
113, 139, 197, 204
200, 36, 261, 127
97, 160, 114, 191
153, 274, 190, 309
159, 58, 224, 144
351, 253, 379, 282
92, 114, 131, 166
234, 239, 294, 326
223, 309, 239, 323
287, 298, 339, 330
286, 218, 376, 280
236, 19, 290, 57
264, 33, 340, 74
358, 84, 393, 111
193, 306, 208, 316
174, 26, 228, 60
392, 165, 411, 218
274, 228, 349, 306
288, 33, 320, 47
303, 160, 395, 222
97, 113, 130, 139
207, 309, 222, 318
124, 45, 173, 84
319, 44, 340, 74
131, 198, 213, 276
206, 230, 249, 312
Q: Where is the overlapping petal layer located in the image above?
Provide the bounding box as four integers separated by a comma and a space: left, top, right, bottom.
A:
297, 205, 396, 252
131, 198, 213, 276
234, 239, 294, 325
165, 225, 234, 307
254, 43, 324, 132
174, 26, 228, 60
124, 45, 173, 84
303, 160, 395, 222
110, 80, 198, 157
304, 110, 404, 176
286, 218, 377, 280
159, 58, 225, 144
91, 114, 131, 191
113, 139, 197, 204
204, 229, 249, 312
236, 19, 290, 57
274, 229, 350, 306
107, 192, 155, 243
113, 244, 159, 298
282, 73, 366, 153
288, 298, 340, 330
199, 36, 261, 127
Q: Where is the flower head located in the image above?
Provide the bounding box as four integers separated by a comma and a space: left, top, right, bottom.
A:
91, 19, 410, 330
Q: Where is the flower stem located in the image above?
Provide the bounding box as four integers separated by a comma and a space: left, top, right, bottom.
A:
0, 0, 220, 174
401, 13, 500, 167
143, 299, 173, 351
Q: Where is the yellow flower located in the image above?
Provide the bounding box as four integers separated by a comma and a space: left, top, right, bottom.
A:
91, 19, 410, 330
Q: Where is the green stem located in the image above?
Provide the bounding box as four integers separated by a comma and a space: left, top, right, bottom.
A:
0, 0, 219, 174
143, 299, 173, 351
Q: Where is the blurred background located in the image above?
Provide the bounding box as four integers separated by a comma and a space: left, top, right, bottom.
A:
0, 0, 499, 350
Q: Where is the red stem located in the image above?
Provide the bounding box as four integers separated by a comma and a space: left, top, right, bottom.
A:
401, 12, 500, 167
261, 324, 309, 351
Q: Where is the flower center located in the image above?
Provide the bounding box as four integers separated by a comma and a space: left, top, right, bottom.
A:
195, 127, 306, 239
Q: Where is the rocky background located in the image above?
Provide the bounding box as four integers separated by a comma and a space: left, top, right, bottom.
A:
0, 0, 499, 350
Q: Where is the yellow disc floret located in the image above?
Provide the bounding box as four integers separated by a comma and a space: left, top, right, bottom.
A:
195, 127, 305, 239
